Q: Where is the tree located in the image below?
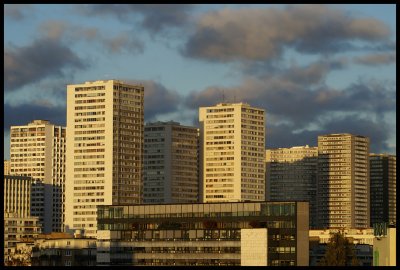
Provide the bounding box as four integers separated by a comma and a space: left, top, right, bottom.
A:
318, 231, 359, 266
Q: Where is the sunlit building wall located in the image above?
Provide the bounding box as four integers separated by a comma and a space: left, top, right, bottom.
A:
317, 133, 370, 229
65, 80, 144, 238
199, 103, 265, 202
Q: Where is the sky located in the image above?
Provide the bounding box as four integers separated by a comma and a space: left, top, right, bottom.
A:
4, 4, 396, 159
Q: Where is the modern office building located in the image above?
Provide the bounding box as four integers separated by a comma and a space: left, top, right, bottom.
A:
96, 201, 309, 266
65, 80, 144, 238
369, 154, 396, 227
317, 134, 370, 229
4, 175, 33, 217
143, 121, 199, 204
4, 159, 11, 174
199, 103, 265, 202
265, 145, 318, 228
9, 120, 66, 233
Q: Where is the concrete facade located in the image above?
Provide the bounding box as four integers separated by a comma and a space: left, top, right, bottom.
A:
4, 159, 11, 174
4, 175, 33, 217
32, 233, 97, 266
4, 213, 41, 264
199, 103, 265, 202
240, 228, 268, 266
317, 134, 370, 229
10, 120, 66, 233
266, 145, 318, 228
65, 80, 144, 238
370, 154, 396, 227
143, 121, 199, 204
373, 228, 396, 266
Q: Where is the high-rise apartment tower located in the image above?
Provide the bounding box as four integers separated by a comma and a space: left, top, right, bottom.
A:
143, 121, 199, 204
199, 103, 265, 202
10, 120, 66, 233
65, 80, 144, 237
369, 154, 396, 227
317, 133, 370, 229
265, 145, 318, 228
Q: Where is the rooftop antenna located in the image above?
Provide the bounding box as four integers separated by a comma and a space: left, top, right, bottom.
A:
222, 90, 225, 103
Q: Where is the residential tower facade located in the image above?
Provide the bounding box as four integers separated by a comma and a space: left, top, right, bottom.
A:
317, 133, 370, 229
265, 145, 318, 228
143, 121, 199, 204
65, 80, 144, 238
9, 120, 66, 233
199, 103, 265, 202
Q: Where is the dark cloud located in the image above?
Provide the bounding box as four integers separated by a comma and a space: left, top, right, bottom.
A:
80, 4, 193, 34
354, 52, 396, 66
39, 21, 144, 54
185, 69, 395, 128
4, 4, 33, 20
122, 80, 182, 121
183, 5, 391, 62
5, 38, 87, 92
317, 115, 392, 153
266, 115, 393, 154
4, 103, 66, 132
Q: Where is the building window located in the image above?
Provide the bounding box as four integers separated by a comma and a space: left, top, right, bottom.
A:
65, 250, 71, 256
65, 260, 72, 266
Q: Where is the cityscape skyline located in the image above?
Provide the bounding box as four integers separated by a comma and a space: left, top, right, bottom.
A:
4, 4, 396, 160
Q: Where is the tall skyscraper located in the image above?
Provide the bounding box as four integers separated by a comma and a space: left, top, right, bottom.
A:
199, 103, 265, 202
65, 80, 144, 237
265, 145, 318, 228
317, 133, 370, 229
9, 120, 66, 233
369, 154, 396, 227
143, 121, 199, 204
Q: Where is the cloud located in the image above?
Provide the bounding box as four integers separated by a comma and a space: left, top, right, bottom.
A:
103, 32, 144, 54
39, 20, 144, 54
122, 80, 182, 121
4, 4, 33, 20
266, 115, 393, 153
4, 103, 66, 132
4, 38, 87, 92
185, 68, 395, 128
183, 5, 391, 62
354, 52, 396, 66
79, 4, 193, 34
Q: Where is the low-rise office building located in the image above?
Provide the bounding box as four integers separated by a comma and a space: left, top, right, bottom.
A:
96, 201, 309, 266
31, 232, 97, 266
4, 213, 41, 265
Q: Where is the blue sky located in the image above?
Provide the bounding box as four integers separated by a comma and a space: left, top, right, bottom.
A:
4, 4, 396, 159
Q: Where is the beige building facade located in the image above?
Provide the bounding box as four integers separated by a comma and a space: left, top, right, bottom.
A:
199, 103, 265, 202
265, 145, 318, 228
65, 80, 144, 238
4, 175, 33, 217
143, 121, 199, 204
9, 120, 66, 233
317, 133, 370, 229
4, 159, 11, 174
